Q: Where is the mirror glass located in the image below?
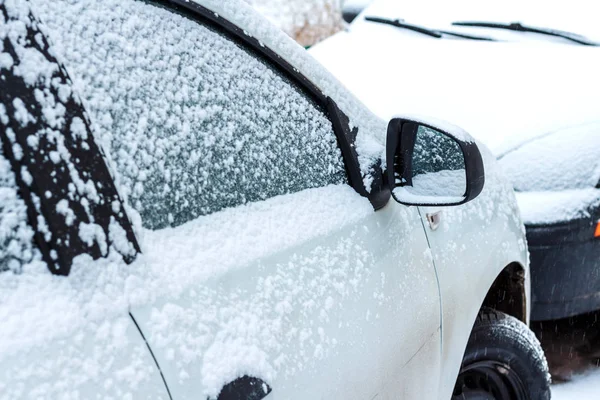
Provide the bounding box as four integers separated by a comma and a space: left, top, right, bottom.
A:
393, 124, 467, 204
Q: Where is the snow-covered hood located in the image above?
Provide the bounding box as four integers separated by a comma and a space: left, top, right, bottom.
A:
352, 0, 600, 44
309, 27, 600, 156
516, 189, 600, 226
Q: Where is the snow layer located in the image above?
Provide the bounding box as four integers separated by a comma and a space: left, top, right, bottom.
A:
0, 141, 42, 274
0, 183, 375, 398
395, 169, 466, 203
136, 184, 377, 397
499, 122, 600, 192
553, 369, 600, 399
356, 0, 600, 44
141, 184, 374, 292
516, 189, 600, 225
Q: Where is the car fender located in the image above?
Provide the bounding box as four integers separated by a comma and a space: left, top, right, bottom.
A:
417, 143, 529, 400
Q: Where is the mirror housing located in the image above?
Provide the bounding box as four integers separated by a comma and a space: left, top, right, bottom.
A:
386, 117, 485, 206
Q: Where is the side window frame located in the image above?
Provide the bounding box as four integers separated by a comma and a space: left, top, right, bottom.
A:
150, 0, 388, 208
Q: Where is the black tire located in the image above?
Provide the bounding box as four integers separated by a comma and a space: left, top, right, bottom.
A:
452, 308, 551, 400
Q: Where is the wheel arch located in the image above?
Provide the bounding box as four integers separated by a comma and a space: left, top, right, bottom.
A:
480, 262, 527, 323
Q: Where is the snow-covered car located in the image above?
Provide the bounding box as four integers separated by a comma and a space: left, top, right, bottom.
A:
498, 123, 600, 320
310, 0, 600, 323
1, 0, 548, 399
341, 0, 600, 45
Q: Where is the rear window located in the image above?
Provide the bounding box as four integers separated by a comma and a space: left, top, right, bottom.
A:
0, 141, 41, 273
498, 123, 600, 192
33, 0, 347, 230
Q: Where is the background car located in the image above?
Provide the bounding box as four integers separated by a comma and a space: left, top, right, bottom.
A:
341, 0, 600, 45
498, 123, 600, 320
1, 0, 547, 399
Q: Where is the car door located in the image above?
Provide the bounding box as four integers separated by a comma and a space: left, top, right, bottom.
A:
30, 0, 442, 398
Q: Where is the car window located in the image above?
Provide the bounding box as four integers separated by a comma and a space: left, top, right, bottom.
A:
33, 0, 348, 230
498, 123, 600, 192
0, 141, 41, 273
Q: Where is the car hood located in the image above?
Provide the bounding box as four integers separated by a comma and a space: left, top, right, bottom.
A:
309, 28, 600, 156
352, 0, 600, 43
517, 189, 600, 226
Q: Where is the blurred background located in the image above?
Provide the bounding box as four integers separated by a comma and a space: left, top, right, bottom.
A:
247, 0, 599, 47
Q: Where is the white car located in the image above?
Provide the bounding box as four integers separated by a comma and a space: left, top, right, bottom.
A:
341, 0, 600, 45
310, 0, 600, 326
1, 0, 547, 399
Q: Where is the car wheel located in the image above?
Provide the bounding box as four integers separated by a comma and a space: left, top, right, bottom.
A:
452, 308, 551, 400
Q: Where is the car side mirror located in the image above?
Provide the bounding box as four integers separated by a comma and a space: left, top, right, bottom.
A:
386, 117, 485, 206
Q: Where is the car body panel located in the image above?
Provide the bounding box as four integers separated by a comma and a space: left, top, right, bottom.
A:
526, 209, 600, 320
130, 197, 442, 399
0, 314, 170, 400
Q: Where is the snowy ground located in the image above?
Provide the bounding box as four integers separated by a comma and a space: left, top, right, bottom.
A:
553, 369, 600, 399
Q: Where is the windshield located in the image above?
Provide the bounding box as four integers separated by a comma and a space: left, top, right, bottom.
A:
498, 123, 600, 192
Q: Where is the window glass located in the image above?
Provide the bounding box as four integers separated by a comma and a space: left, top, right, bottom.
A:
33, 0, 347, 230
0, 141, 41, 273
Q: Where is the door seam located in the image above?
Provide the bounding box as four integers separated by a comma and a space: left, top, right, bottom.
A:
129, 311, 174, 400
417, 207, 443, 359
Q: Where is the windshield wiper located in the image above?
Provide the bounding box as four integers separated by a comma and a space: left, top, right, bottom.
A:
452, 21, 599, 46
364, 16, 496, 41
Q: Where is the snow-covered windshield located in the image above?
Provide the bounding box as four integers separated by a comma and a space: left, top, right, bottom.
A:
33, 0, 347, 230
0, 141, 42, 274
498, 123, 600, 192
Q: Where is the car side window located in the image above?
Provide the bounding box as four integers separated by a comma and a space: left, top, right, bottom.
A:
0, 141, 41, 273
34, 0, 348, 230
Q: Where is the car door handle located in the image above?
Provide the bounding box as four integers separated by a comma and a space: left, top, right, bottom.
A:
426, 211, 442, 231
